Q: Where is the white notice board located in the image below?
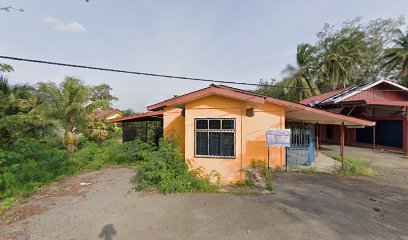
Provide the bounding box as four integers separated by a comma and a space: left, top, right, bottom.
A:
266, 128, 291, 147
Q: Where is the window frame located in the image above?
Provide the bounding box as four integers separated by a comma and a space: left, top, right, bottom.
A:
194, 118, 236, 159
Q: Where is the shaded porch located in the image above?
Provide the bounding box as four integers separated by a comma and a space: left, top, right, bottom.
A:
109, 111, 164, 145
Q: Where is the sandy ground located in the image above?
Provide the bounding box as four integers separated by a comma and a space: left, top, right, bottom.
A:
1, 148, 408, 240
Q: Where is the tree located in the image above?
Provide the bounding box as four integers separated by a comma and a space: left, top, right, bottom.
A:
35, 77, 109, 152
0, 64, 13, 73
0, 73, 62, 145
90, 83, 118, 104
383, 28, 408, 79
254, 78, 300, 102
0, 77, 35, 116
121, 108, 137, 117
315, 17, 405, 90
282, 43, 320, 101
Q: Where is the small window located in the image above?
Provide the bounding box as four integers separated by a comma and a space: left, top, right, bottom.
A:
195, 118, 235, 158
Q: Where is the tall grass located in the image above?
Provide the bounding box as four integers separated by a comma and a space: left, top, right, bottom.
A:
332, 156, 375, 176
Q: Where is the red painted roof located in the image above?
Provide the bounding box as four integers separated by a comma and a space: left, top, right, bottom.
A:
301, 80, 408, 106
147, 85, 374, 126
109, 111, 163, 123
300, 87, 353, 105
94, 109, 122, 119
364, 100, 408, 106
147, 85, 265, 111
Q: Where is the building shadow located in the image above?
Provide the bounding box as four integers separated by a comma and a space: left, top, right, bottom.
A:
99, 224, 117, 240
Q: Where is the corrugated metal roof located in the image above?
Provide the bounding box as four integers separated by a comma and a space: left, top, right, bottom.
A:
300, 87, 353, 105
319, 81, 374, 104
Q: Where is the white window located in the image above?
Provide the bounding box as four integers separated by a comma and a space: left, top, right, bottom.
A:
195, 118, 235, 158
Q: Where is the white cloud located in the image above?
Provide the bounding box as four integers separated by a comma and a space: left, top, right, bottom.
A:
43, 17, 87, 33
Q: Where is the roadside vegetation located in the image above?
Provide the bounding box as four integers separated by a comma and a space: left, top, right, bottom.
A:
134, 139, 220, 193
0, 63, 222, 213
1, 16, 405, 211
332, 156, 375, 176
229, 161, 274, 194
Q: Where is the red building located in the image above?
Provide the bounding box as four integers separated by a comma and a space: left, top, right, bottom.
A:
301, 80, 408, 153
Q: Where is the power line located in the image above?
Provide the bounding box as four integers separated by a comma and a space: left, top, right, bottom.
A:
0, 55, 406, 92
0, 55, 320, 90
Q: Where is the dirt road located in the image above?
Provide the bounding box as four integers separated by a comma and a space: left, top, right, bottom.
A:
1, 165, 407, 240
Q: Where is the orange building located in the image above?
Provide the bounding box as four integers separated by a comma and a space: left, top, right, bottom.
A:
111, 85, 374, 183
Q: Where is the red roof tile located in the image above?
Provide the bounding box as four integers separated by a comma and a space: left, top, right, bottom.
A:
94, 109, 122, 119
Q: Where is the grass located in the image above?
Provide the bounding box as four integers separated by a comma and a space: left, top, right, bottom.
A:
272, 165, 285, 172
262, 166, 274, 192
332, 156, 375, 176
0, 197, 19, 214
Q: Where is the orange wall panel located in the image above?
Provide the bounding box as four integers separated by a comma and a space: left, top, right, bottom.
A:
163, 95, 286, 184
163, 107, 185, 154
184, 95, 245, 183
243, 103, 285, 167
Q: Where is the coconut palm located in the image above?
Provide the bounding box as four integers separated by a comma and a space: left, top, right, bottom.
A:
283, 43, 321, 101
0, 76, 63, 145
35, 77, 109, 152
383, 29, 408, 78
317, 37, 358, 89
0, 76, 34, 115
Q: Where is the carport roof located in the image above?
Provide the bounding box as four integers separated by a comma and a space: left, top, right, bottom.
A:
139, 85, 375, 126
109, 111, 163, 123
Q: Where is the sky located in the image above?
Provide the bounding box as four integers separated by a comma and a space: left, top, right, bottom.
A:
0, 0, 407, 112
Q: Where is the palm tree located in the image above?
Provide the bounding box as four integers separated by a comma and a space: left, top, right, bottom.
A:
383, 29, 408, 78
35, 77, 109, 152
283, 43, 321, 101
317, 37, 358, 89
0, 76, 34, 115
0, 77, 63, 145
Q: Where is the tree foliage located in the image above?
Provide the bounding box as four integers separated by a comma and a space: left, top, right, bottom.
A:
255, 17, 407, 100
34, 77, 111, 152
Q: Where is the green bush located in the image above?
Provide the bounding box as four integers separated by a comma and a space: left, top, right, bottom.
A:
133, 140, 219, 193
70, 139, 155, 171
112, 140, 156, 164
333, 156, 375, 176
0, 138, 70, 199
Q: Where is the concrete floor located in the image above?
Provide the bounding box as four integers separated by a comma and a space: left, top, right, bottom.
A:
1, 164, 408, 240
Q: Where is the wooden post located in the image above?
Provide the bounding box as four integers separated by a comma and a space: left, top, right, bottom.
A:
316, 122, 319, 158
341, 122, 345, 169
267, 146, 270, 170
405, 107, 408, 155
373, 125, 376, 150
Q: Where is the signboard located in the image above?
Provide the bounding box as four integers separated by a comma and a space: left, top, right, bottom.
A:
266, 128, 291, 147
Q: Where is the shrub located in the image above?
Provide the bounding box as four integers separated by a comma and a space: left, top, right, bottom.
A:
133, 140, 219, 193
333, 156, 375, 176
262, 166, 274, 192
69, 139, 155, 171
0, 138, 70, 199
112, 140, 156, 164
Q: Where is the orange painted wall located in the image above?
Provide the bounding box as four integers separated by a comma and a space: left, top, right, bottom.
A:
163, 95, 286, 184
243, 103, 285, 168
163, 107, 185, 153
184, 95, 245, 183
